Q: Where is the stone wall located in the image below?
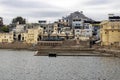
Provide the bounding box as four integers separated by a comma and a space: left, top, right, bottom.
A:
0, 40, 91, 50
0, 42, 33, 49
79, 40, 90, 48
35, 40, 90, 50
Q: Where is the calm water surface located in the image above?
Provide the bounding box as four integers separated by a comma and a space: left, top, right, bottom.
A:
0, 49, 120, 80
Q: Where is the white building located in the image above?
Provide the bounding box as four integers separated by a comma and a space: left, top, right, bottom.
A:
13, 24, 26, 33
74, 21, 93, 40
83, 21, 93, 37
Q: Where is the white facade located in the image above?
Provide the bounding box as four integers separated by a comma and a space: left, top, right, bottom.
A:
72, 19, 84, 29
13, 24, 26, 33
83, 23, 93, 37
74, 29, 81, 36
74, 22, 93, 40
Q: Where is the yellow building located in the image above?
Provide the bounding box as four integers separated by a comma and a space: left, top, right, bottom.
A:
22, 27, 43, 44
100, 21, 120, 46
0, 32, 14, 43
58, 19, 69, 26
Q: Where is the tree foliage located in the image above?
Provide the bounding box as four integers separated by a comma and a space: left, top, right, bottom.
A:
12, 16, 26, 24
0, 26, 9, 32
0, 17, 3, 27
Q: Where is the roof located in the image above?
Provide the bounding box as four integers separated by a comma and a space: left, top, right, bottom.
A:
109, 16, 120, 19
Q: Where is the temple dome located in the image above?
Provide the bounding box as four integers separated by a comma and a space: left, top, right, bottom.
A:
61, 32, 66, 35
52, 31, 57, 35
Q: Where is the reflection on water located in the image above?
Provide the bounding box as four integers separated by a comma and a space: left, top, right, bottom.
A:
0, 49, 120, 80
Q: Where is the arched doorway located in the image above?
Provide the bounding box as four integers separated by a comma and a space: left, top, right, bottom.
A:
18, 34, 21, 41
38, 35, 42, 41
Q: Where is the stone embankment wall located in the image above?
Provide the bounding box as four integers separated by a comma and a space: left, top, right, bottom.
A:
62, 40, 90, 47
0, 41, 120, 58
36, 40, 90, 50
34, 48, 95, 56
0, 40, 90, 50
0, 42, 33, 49
96, 49, 120, 57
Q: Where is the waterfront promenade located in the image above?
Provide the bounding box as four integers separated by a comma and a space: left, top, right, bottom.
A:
0, 41, 120, 57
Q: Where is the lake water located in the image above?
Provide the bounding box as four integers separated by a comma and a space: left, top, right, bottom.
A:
0, 49, 120, 80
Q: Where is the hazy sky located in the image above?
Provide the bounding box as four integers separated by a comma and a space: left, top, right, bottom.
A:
0, 0, 120, 24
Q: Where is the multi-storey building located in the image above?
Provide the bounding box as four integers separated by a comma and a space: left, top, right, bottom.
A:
91, 21, 101, 40
83, 21, 93, 37
100, 14, 120, 46
22, 26, 43, 44
74, 20, 93, 40
58, 19, 69, 27
63, 11, 92, 28
0, 32, 14, 43
60, 11, 94, 40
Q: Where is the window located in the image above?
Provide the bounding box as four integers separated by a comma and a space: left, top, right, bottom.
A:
76, 30, 79, 32
86, 26, 89, 29
22, 37, 24, 40
76, 24, 80, 26
44, 27, 46, 29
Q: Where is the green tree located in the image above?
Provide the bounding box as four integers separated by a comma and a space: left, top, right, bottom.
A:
1, 26, 9, 32
12, 16, 26, 24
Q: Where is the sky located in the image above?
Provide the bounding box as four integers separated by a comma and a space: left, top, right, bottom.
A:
0, 0, 120, 24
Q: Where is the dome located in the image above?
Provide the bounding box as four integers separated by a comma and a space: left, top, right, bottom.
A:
69, 32, 72, 35
61, 32, 65, 35
52, 31, 57, 35
44, 32, 48, 35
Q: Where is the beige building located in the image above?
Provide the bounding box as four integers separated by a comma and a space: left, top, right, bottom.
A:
58, 19, 69, 26
100, 20, 120, 46
0, 32, 14, 43
22, 27, 43, 44
52, 23, 73, 39
42, 23, 74, 40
